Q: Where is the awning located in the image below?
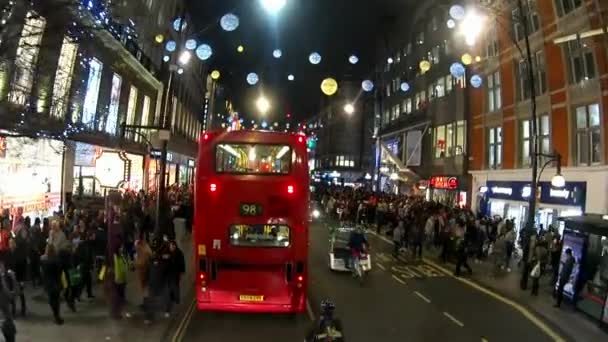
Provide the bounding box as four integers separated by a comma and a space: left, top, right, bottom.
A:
559, 215, 608, 237
379, 141, 420, 182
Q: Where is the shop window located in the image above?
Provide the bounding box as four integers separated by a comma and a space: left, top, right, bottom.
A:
8, 11, 46, 106
105, 73, 122, 135
487, 71, 501, 112
81, 58, 103, 128
555, 0, 582, 17
50, 37, 78, 119
488, 126, 502, 169
575, 104, 601, 166
566, 39, 597, 83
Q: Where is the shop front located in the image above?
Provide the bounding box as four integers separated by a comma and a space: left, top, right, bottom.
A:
477, 180, 586, 233
147, 150, 195, 192
0, 136, 63, 218
427, 176, 468, 207
72, 142, 145, 198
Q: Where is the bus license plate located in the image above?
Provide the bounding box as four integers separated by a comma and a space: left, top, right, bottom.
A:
240, 203, 262, 217
239, 295, 264, 302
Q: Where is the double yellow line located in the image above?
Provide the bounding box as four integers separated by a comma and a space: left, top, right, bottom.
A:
171, 300, 196, 342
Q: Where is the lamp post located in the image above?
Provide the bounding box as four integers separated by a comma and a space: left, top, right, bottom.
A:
256, 96, 271, 115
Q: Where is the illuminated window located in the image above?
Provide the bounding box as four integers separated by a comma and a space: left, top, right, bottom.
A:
9, 11, 46, 106
487, 71, 501, 112
575, 104, 601, 165
138, 95, 151, 142
105, 74, 122, 135
82, 58, 103, 127
125, 86, 138, 139
50, 37, 78, 119
488, 126, 502, 169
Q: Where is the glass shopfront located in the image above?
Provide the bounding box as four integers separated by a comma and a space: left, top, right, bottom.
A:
0, 137, 63, 218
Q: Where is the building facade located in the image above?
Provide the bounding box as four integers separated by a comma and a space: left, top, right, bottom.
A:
469, 0, 608, 231
0, 0, 206, 217
374, 1, 470, 205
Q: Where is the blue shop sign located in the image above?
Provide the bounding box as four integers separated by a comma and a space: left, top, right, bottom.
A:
484, 181, 586, 208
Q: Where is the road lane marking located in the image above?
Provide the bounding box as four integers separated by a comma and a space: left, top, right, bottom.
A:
443, 312, 464, 327
424, 258, 566, 342
392, 275, 406, 285
414, 291, 431, 303
306, 299, 315, 321
367, 230, 566, 342
172, 299, 196, 342
377, 263, 386, 271
481, 338, 489, 342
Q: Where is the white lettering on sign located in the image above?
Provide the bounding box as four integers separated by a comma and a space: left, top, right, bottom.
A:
521, 186, 531, 198
491, 187, 513, 195
550, 188, 570, 199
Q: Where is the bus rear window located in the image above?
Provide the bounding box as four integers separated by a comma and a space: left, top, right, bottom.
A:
229, 224, 290, 247
216, 144, 291, 174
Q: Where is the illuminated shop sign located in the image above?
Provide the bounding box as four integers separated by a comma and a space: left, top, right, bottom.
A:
94, 151, 127, 188
430, 176, 458, 190
485, 181, 586, 208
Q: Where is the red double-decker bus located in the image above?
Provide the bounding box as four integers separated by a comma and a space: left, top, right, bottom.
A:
194, 130, 309, 313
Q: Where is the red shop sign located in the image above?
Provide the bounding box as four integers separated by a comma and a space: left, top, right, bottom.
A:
430, 176, 458, 190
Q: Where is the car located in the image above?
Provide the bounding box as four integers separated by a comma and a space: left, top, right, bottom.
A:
328, 226, 372, 272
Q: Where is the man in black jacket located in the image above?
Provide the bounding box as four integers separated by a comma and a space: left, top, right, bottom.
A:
165, 240, 185, 316
555, 248, 575, 308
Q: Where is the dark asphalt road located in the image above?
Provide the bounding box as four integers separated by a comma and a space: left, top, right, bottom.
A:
181, 221, 560, 341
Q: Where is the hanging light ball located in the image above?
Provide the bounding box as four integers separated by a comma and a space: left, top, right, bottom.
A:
309, 52, 322, 65
288, 74, 295, 81
470, 74, 483, 88
449, 5, 466, 21
246, 72, 259, 85
237, 45, 245, 53
155, 34, 164, 44
446, 19, 456, 29
173, 18, 187, 32
273, 49, 282, 58
165, 40, 177, 52
419, 60, 431, 73
177, 68, 184, 75
400, 82, 410, 92
196, 44, 213, 61
461, 53, 473, 65
361, 80, 374, 92
261, 121, 268, 129
185, 39, 197, 50
320, 78, 338, 96
162, 55, 170, 63
220, 13, 239, 31
387, 57, 394, 64
475, 55, 482, 62
450, 62, 466, 78
211, 70, 221, 80
349, 55, 359, 65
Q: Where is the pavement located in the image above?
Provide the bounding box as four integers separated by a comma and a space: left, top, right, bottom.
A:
178, 220, 604, 342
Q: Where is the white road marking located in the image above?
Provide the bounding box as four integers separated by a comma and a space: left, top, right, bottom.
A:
414, 291, 431, 303
377, 263, 386, 271
306, 299, 315, 321
392, 275, 406, 285
443, 312, 464, 327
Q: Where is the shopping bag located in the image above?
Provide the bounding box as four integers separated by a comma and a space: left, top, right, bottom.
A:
61, 271, 68, 289
68, 267, 82, 286
530, 262, 541, 278
98, 265, 107, 281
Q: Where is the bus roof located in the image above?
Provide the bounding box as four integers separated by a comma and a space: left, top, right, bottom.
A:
203, 130, 306, 145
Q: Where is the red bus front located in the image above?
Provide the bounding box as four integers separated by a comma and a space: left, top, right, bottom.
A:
194, 131, 309, 313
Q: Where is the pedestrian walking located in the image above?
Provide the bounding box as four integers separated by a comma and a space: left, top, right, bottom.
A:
74, 231, 95, 300
165, 240, 185, 316
531, 240, 549, 296
554, 248, 575, 308
454, 220, 472, 277
392, 220, 405, 257
0, 261, 16, 342
29, 218, 44, 287
41, 245, 64, 325
112, 245, 130, 319
135, 238, 153, 323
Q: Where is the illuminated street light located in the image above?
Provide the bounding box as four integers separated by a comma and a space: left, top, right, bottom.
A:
261, 0, 287, 15
390, 172, 399, 181
459, 9, 485, 46
178, 51, 191, 65
343, 103, 355, 114
256, 96, 271, 114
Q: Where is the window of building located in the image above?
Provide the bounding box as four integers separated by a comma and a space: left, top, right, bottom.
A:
443, 39, 451, 56
8, 11, 46, 106
403, 98, 412, 114
105, 73, 122, 135
566, 39, 597, 83
487, 71, 501, 112
488, 126, 502, 169
436, 77, 446, 98
430, 15, 438, 31
556, 0, 582, 17
382, 107, 390, 125
485, 25, 499, 57
386, 84, 391, 97
137, 95, 151, 142
126, 86, 139, 138
575, 104, 601, 165
434, 120, 466, 158
416, 31, 424, 45
446, 75, 453, 94
517, 51, 547, 100
512, 1, 540, 42
81, 58, 103, 128
50, 37, 78, 119
520, 114, 550, 167
431, 45, 440, 64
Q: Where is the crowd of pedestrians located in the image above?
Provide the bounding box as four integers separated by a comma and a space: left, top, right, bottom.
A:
317, 185, 571, 303
0, 185, 192, 342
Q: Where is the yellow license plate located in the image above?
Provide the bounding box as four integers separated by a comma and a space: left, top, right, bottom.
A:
239, 295, 264, 302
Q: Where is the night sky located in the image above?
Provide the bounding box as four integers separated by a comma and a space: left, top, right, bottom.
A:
185, 0, 412, 123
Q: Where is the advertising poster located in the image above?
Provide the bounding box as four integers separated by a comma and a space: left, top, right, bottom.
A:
555, 231, 585, 299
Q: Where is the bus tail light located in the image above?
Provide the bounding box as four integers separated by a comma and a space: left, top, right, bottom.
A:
296, 275, 304, 288
210, 183, 217, 192
203, 133, 210, 141
298, 136, 305, 143
287, 185, 294, 194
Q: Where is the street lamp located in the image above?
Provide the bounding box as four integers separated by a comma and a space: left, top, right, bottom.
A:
261, 0, 287, 14
344, 103, 355, 115
459, 9, 486, 46
256, 96, 270, 115
178, 51, 191, 65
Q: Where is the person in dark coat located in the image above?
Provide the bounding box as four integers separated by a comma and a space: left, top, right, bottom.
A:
75, 231, 95, 300
11, 223, 28, 316
555, 248, 575, 308
165, 241, 185, 315
0, 261, 17, 342
41, 245, 64, 325
29, 218, 44, 287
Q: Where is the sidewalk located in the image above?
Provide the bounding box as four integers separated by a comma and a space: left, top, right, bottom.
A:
14, 221, 194, 342
424, 248, 606, 342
